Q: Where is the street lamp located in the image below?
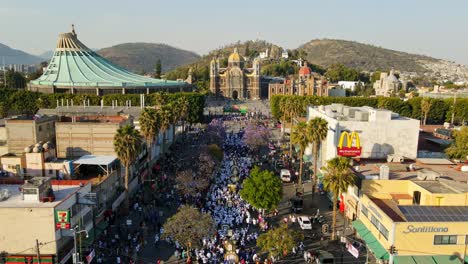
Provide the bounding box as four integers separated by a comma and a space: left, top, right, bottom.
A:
71, 225, 88, 264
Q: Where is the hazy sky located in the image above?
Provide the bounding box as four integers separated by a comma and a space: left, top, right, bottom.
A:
1, 0, 467, 64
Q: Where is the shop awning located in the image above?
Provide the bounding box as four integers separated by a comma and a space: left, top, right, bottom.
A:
352, 220, 389, 260
394, 255, 462, 264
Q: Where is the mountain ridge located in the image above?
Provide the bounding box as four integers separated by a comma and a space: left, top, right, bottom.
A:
0, 43, 43, 65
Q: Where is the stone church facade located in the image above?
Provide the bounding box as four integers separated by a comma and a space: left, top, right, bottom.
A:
209, 48, 261, 100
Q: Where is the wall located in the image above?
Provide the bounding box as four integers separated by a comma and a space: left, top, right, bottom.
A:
55, 122, 125, 158
394, 222, 468, 257
5, 117, 56, 155
358, 195, 396, 249
0, 207, 57, 255
1, 155, 25, 176
307, 107, 420, 161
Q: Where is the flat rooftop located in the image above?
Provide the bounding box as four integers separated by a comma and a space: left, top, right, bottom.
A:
355, 160, 468, 183
398, 206, 468, 222
413, 180, 459, 194
0, 184, 79, 208
58, 115, 128, 123
38, 106, 145, 120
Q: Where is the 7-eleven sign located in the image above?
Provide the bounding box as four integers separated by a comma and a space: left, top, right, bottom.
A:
55, 210, 70, 229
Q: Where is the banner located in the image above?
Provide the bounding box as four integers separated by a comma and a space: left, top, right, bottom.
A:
337, 131, 362, 157
86, 249, 95, 264
346, 242, 359, 258
55, 210, 71, 229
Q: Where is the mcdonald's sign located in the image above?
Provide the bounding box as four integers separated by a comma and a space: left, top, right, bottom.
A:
337, 131, 362, 157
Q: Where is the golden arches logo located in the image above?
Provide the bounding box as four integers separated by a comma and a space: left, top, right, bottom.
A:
337, 131, 362, 157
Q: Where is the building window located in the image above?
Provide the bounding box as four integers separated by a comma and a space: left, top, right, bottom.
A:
361, 206, 368, 218
434, 235, 457, 245
370, 215, 379, 229
380, 225, 389, 239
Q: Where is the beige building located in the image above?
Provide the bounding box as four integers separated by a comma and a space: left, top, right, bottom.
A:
373, 70, 401, 97
268, 63, 329, 99
5, 115, 56, 155
55, 115, 132, 159
0, 178, 93, 263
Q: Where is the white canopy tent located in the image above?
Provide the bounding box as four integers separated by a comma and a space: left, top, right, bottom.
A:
73, 155, 118, 176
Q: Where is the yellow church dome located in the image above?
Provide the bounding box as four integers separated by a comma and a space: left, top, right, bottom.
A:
228, 48, 244, 63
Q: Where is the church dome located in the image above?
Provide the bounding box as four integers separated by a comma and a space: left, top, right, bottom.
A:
228, 48, 244, 63
299, 63, 311, 76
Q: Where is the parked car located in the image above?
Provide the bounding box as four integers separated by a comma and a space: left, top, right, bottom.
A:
298, 216, 312, 230
280, 169, 291, 182
315, 250, 335, 264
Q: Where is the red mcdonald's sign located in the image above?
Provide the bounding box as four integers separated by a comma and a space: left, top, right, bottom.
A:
337, 131, 362, 157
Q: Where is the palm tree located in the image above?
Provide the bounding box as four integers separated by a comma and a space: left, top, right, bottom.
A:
421, 98, 432, 125
321, 157, 356, 240
158, 106, 172, 153
307, 117, 328, 195
177, 97, 189, 132
290, 122, 310, 189
139, 108, 160, 179
279, 97, 288, 137
113, 125, 143, 212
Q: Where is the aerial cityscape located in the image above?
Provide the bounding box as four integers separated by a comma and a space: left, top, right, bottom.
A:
0, 1, 467, 264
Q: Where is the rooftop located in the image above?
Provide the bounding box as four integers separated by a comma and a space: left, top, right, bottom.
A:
38, 106, 145, 120
309, 104, 414, 122
0, 184, 80, 208
30, 27, 185, 88
58, 115, 128, 124
398, 206, 468, 222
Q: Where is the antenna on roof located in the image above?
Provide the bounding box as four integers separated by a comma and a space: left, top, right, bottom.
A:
71, 24, 76, 36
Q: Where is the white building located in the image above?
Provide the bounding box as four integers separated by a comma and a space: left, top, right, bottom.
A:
0, 178, 93, 263
281, 50, 289, 59
307, 104, 420, 167
338, 81, 363, 91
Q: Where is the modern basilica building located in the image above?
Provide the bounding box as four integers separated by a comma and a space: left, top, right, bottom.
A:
29, 25, 191, 95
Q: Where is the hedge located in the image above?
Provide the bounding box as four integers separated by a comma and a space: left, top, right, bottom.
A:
270, 95, 468, 125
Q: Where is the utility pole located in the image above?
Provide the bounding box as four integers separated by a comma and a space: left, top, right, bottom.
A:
35, 239, 41, 264
451, 93, 457, 126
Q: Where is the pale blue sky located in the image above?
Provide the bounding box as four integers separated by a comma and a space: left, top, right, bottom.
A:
1, 0, 467, 64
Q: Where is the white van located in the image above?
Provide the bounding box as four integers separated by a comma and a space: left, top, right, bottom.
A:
280, 169, 291, 182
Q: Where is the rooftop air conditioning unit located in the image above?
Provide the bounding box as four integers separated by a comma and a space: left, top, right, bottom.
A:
0, 189, 12, 201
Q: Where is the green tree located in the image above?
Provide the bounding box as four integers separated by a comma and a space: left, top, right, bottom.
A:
421, 98, 433, 125
154, 59, 162, 79
113, 125, 143, 211
290, 122, 309, 188
4, 69, 26, 88
139, 108, 160, 179
162, 205, 215, 258
322, 157, 356, 240
307, 117, 328, 195
257, 224, 304, 259
240, 166, 282, 212
370, 71, 382, 83
325, 63, 359, 83
0, 102, 9, 118
445, 127, 468, 159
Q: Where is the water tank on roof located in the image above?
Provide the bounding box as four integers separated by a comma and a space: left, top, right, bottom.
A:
355, 111, 369, 121
379, 165, 390, 180
33, 146, 43, 153
24, 146, 32, 153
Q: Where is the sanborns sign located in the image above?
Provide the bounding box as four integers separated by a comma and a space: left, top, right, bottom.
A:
337, 131, 362, 157
403, 225, 448, 234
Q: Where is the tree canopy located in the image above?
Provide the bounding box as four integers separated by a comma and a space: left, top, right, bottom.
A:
240, 166, 282, 211
445, 127, 468, 160
162, 205, 216, 249
257, 224, 304, 259
242, 121, 271, 150
325, 63, 361, 83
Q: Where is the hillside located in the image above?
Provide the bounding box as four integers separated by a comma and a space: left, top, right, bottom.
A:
297, 39, 441, 73
165, 40, 283, 80
0, 43, 43, 65
97, 43, 200, 74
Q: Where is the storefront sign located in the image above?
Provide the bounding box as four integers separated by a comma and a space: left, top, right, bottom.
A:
403, 225, 448, 233
337, 131, 362, 157
55, 209, 71, 229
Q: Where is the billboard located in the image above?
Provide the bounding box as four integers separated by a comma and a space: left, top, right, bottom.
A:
337, 131, 362, 157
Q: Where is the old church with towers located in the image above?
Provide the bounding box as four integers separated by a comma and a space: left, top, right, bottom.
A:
209, 48, 262, 100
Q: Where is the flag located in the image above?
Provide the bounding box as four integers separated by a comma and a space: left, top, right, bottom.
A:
86, 249, 95, 264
